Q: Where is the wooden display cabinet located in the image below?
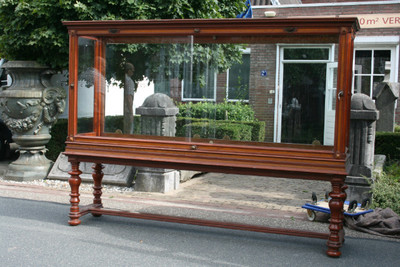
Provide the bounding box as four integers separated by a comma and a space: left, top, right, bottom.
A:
63, 18, 359, 257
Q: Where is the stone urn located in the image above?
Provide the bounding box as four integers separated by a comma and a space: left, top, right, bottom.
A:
0, 61, 66, 181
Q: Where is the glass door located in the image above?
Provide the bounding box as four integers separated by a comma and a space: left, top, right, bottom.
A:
278, 47, 331, 145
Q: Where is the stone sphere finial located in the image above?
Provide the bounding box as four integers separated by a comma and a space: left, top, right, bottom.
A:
142, 93, 176, 109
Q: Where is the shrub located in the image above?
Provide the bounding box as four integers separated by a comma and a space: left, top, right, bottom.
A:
176, 117, 265, 142
183, 121, 252, 141
177, 101, 255, 122
375, 132, 400, 160
371, 162, 400, 215
46, 118, 68, 161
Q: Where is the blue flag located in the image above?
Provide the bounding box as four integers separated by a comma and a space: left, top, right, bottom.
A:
237, 0, 253, 19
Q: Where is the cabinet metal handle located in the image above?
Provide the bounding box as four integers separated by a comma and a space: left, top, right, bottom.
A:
337, 90, 344, 101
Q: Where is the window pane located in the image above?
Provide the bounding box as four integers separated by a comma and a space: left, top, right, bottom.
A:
360, 76, 371, 96
374, 50, 391, 74
77, 37, 95, 133
228, 53, 250, 100
373, 76, 384, 88
283, 48, 329, 60
353, 75, 361, 94
355, 50, 372, 74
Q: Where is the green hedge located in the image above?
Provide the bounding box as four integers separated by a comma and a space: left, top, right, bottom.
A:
177, 101, 255, 122
176, 117, 265, 142
375, 132, 400, 160
183, 121, 253, 141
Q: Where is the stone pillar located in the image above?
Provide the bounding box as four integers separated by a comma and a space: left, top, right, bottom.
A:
373, 62, 399, 132
135, 93, 180, 192
346, 93, 379, 202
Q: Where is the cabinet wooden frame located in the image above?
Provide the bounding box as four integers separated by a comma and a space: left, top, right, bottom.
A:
63, 18, 359, 258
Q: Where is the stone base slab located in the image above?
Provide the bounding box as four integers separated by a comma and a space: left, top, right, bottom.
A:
4, 162, 52, 182
47, 153, 135, 186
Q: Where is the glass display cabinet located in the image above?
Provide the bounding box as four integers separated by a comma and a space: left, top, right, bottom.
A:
63, 18, 359, 257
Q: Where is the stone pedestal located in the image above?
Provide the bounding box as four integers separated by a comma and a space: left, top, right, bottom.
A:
135, 93, 180, 192
346, 93, 379, 202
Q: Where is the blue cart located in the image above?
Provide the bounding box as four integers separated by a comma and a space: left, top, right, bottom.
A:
302, 193, 373, 221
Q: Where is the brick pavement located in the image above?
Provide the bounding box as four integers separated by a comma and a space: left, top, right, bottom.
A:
131, 172, 332, 214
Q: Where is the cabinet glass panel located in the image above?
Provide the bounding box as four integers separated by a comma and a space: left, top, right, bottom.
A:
96, 36, 339, 146
77, 37, 95, 134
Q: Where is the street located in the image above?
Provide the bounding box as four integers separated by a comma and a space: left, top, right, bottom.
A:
1, 196, 400, 266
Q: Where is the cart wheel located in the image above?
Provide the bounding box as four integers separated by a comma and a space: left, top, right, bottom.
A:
361, 198, 371, 209
312, 192, 317, 204
347, 200, 358, 213
307, 209, 316, 221
324, 191, 330, 202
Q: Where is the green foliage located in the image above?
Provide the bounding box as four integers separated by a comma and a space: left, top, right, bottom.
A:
176, 101, 263, 142
372, 161, 400, 215
0, 0, 245, 70
46, 119, 68, 161
394, 124, 400, 133
176, 118, 265, 142
177, 101, 255, 122
184, 121, 253, 141
375, 132, 400, 160
383, 160, 400, 182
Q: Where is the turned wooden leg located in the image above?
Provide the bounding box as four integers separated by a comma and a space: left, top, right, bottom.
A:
92, 163, 104, 217
68, 160, 82, 226
326, 177, 346, 257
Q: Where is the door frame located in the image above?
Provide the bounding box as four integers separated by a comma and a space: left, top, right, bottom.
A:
274, 44, 335, 143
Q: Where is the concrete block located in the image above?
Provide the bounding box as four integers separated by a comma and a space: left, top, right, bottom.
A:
135, 167, 179, 193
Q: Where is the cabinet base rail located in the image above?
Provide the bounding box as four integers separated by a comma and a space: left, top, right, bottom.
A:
69, 204, 330, 240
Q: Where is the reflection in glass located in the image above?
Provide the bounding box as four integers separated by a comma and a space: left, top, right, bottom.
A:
374, 50, 390, 74
355, 50, 372, 74
228, 53, 250, 101
283, 48, 330, 60
282, 63, 326, 144
95, 37, 338, 147
77, 37, 95, 133
360, 76, 371, 96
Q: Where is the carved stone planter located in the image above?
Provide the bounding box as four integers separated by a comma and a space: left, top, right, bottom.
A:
0, 61, 66, 181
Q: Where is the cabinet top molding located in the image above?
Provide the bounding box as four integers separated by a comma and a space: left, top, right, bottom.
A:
63, 17, 359, 37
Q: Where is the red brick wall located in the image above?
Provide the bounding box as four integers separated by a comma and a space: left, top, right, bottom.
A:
249, 44, 277, 141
